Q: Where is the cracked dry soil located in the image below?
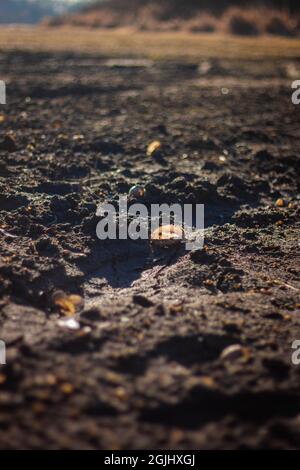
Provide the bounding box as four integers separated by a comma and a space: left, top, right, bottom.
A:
0, 50, 299, 449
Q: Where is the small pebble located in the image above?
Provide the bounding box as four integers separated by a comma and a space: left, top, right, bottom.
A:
115, 387, 128, 400
57, 317, 80, 330
199, 376, 216, 389
32, 402, 46, 414
0, 374, 6, 385
72, 134, 84, 141
46, 374, 57, 386
61, 383, 74, 395
0, 134, 16, 152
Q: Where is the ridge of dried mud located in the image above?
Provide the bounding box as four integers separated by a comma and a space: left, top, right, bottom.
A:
0, 51, 299, 449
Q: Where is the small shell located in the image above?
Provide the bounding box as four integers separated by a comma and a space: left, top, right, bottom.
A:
151, 224, 185, 247
147, 140, 162, 157
275, 198, 284, 207
52, 291, 84, 316
128, 185, 145, 200
220, 344, 250, 362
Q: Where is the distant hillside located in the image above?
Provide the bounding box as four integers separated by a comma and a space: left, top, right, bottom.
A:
46, 0, 300, 36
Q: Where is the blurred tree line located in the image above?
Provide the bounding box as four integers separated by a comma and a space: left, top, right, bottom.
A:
93, 0, 300, 14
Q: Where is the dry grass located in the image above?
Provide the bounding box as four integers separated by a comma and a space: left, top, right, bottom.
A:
0, 26, 300, 61
186, 13, 218, 34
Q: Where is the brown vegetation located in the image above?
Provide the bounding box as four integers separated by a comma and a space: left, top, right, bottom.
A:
43, 1, 300, 37
265, 11, 297, 36
221, 7, 298, 36
221, 8, 261, 36
186, 13, 218, 34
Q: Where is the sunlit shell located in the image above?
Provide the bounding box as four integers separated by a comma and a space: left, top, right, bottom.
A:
220, 344, 251, 362
61, 383, 75, 395
52, 291, 83, 316
129, 185, 145, 200
72, 134, 84, 141
275, 198, 284, 207
147, 140, 161, 157
151, 224, 185, 247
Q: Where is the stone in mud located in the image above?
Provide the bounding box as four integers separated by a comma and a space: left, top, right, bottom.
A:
36, 236, 59, 255
133, 295, 154, 308
0, 135, 16, 152
81, 308, 103, 322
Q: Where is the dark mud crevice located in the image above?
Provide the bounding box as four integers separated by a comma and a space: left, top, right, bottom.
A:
140, 391, 300, 429
114, 333, 237, 375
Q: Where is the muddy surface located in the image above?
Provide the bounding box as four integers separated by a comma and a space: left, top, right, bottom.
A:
0, 50, 299, 449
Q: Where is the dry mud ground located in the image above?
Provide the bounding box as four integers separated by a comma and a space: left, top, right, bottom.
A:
0, 30, 300, 449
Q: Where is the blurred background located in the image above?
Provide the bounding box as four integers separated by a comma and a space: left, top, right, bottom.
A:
0, 0, 89, 24
0, 0, 300, 37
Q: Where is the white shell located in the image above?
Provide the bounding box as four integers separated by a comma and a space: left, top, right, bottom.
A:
220, 344, 244, 361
